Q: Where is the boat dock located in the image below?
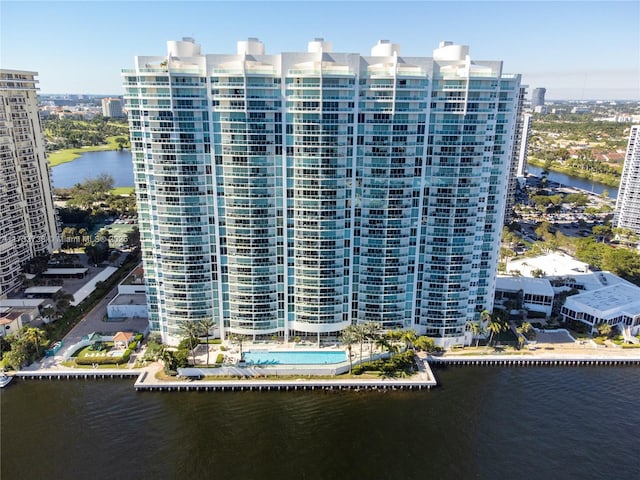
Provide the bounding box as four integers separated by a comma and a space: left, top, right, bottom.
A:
428, 356, 640, 366
14, 370, 141, 380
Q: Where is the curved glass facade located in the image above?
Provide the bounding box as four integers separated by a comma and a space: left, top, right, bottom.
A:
124, 39, 520, 346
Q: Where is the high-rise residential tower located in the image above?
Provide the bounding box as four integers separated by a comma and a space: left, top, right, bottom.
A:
505, 86, 528, 222
123, 38, 521, 346
101, 97, 124, 118
531, 87, 546, 109
614, 125, 640, 235
0, 69, 60, 296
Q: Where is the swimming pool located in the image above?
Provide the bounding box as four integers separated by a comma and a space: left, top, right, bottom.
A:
243, 350, 347, 365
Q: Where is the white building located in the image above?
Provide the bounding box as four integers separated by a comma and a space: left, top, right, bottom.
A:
0, 70, 60, 296
107, 264, 147, 319
123, 38, 521, 346
561, 283, 640, 335
101, 97, 124, 118
614, 125, 640, 235
495, 276, 554, 317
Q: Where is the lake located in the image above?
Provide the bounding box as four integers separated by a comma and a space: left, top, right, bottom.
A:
51, 150, 135, 188
527, 164, 619, 199
2, 367, 639, 480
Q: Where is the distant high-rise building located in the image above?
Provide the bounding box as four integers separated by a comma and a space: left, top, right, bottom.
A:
123, 38, 521, 346
614, 126, 640, 235
0, 69, 60, 296
101, 97, 124, 118
531, 88, 546, 109
505, 86, 529, 222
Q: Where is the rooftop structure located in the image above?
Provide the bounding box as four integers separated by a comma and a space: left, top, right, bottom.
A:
124, 37, 522, 346
561, 283, 640, 335
505, 252, 589, 278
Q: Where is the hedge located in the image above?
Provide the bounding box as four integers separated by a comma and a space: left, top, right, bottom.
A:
75, 348, 132, 365
352, 350, 417, 375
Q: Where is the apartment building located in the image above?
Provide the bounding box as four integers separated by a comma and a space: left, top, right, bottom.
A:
614, 125, 640, 235
123, 38, 521, 346
0, 69, 59, 296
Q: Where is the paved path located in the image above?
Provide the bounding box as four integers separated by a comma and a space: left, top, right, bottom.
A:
36, 283, 148, 368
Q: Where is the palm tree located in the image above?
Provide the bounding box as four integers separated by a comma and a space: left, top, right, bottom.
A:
160, 347, 175, 373
178, 321, 203, 366
352, 324, 367, 363
198, 318, 215, 365
230, 334, 247, 359
486, 317, 507, 347
401, 329, 418, 351
363, 322, 382, 361
466, 321, 483, 347
340, 327, 359, 373
23, 327, 47, 358
596, 322, 612, 338
480, 309, 492, 326
375, 335, 392, 358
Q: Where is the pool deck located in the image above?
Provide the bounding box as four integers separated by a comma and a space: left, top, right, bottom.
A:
133, 353, 438, 392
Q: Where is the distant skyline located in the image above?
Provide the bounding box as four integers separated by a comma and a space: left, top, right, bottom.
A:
2, 0, 639, 100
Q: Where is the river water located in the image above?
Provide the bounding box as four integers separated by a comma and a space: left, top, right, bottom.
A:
527, 164, 618, 199
50, 151, 620, 200
2, 367, 639, 480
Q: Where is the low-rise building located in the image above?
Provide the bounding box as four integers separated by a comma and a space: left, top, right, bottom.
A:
561, 283, 640, 335
107, 264, 147, 320
495, 276, 554, 317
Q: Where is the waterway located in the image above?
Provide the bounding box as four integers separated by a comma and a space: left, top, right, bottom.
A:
527, 164, 618, 199
51, 150, 135, 188
51, 151, 620, 201
2, 367, 639, 479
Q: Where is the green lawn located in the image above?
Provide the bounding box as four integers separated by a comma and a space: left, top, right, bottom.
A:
48, 136, 124, 167
109, 187, 135, 195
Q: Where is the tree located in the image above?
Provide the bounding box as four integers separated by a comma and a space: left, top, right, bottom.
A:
363, 322, 382, 362
486, 317, 507, 347
592, 225, 612, 243
340, 327, 359, 373
531, 268, 546, 278
466, 321, 483, 347
413, 336, 436, 353
520, 321, 533, 335
229, 333, 247, 359
401, 329, 418, 350
596, 322, 612, 338
198, 318, 215, 365
22, 327, 47, 358
178, 321, 204, 366
114, 136, 129, 150
353, 324, 367, 363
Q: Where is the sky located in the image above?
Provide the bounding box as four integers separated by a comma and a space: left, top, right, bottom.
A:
1, 0, 639, 100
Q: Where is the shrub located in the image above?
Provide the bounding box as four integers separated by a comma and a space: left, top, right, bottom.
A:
75, 348, 131, 365
219, 345, 227, 352
351, 350, 416, 375
134, 333, 143, 342
215, 353, 224, 364
128, 340, 139, 350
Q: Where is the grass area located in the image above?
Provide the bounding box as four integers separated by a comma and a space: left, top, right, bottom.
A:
48, 136, 124, 167
110, 186, 135, 195
75, 343, 115, 359
61, 360, 130, 369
